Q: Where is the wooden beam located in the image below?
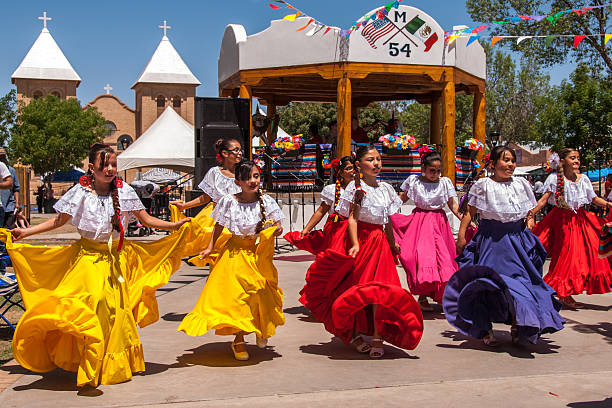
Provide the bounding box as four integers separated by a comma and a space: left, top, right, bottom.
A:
473, 89, 486, 162
240, 84, 253, 159
441, 81, 456, 183
266, 104, 276, 147
430, 97, 441, 145
337, 75, 352, 158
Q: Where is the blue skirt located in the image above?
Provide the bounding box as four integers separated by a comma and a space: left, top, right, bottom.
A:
443, 219, 565, 344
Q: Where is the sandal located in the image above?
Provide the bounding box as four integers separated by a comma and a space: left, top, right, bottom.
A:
231, 341, 249, 361
369, 339, 384, 358
418, 296, 434, 312
483, 331, 499, 347
559, 296, 584, 310
350, 335, 371, 353
256, 336, 268, 349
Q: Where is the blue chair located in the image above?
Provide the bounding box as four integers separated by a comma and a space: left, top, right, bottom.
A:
0, 272, 24, 331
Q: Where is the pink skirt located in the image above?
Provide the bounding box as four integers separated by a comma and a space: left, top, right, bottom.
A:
391, 208, 458, 302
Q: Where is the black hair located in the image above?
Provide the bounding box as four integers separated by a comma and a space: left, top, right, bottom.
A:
234, 160, 266, 232
331, 156, 355, 208
88, 143, 121, 235
489, 145, 517, 166
215, 138, 241, 155
421, 151, 442, 169
353, 145, 379, 205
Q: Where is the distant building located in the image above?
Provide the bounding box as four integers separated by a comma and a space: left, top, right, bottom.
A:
508, 142, 551, 167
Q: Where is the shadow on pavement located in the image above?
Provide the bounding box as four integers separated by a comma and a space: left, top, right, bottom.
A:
283, 306, 319, 323
567, 397, 612, 407
175, 342, 281, 368
570, 322, 612, 345
436, 330, 561, 358
161, 312, 188, 322
11, 368, 81, 393
300, 337, 418, 360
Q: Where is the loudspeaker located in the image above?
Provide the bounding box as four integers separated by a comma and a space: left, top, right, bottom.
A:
194, 97, 251, 187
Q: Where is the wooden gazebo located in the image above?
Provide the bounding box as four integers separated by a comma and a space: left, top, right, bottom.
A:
218, 5, 486, 181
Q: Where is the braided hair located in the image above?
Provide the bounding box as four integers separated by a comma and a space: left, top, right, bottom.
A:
555, 148, 577, 210
88, 143, 122, 236
353, 145, 378, 206
235, 160, 267, 233
330, 156, 355, 208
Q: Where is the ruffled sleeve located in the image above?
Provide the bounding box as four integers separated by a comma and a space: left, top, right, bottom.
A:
517, 177, 538, 208
336, 181, 356, 217
262, 194, 285, 222
320, 184, 336, 206
118, 184, 145, 212
466, 178, 488, 210
543, 173, 557, 194
210, 195, 235, 229
53, 184, 86, 217
197, 167, 219, 201
400, 175, 417, 194
383, 182, 403, 215
582, 175, 597, 203
442, 177, 458, 199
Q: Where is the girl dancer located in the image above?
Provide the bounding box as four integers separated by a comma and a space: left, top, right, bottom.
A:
391, 150, 460, 311
170, 138, 242, 264
5, 143, 191, 387
178, 161, 285, 361
284, 156, 354, 255
304, 145, 423, 358
444, 146, 564, 346
531, 148, 612, 308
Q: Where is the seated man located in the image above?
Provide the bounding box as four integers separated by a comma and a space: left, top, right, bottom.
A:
308, 124, 324, 144
351, 117, 369, 144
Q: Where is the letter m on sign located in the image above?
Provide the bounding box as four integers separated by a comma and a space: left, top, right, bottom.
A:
394, 11, 406, 23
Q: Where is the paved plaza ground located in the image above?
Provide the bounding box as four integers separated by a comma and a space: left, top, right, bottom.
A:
1, 239, 611, 407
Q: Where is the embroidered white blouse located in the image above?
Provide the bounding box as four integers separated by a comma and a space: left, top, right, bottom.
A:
54, 183, 145, 242
468, 177, 536, 223
400, 175, 457, 210
320, 184, 343, 215
211, 194, 285, 237
543, 173, 597, 210
197, 166, 241, 203
336, 180, 402, 225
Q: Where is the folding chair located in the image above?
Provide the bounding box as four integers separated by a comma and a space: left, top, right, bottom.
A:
0, 272, 25, 331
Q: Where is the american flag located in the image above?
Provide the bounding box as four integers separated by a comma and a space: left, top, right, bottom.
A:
361, 19, 395, 49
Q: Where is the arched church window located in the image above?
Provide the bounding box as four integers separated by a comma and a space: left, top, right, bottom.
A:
117, 134, 133, 151
50, 91, 61, 98
156, 95, 166, 107
172, 96, 181, 108
32, 91, 43, 99
104, 121, 117, 138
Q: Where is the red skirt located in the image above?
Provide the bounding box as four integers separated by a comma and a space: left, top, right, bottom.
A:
533, 207, 612, 297
284, 214, 348, 255
300, 222, 423, 350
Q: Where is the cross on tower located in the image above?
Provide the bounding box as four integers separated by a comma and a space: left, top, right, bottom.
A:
104, 84, 113, 95
38, 11, 52, 29
158, 20, 171, 36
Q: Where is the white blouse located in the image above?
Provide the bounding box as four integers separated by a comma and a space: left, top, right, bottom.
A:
543, 173, 596, 210
468, 177, 536, 223
401, 175, 457, 210
211, 194, 285, 237
320, 184, 343, 215
197, 166, 241, 203
336, 181, 402, 225
54, 183, 145, 242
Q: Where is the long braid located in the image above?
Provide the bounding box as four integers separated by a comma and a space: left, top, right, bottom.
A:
334, 176, 342, 208
556, 164, 571, 209
110, 177, 122, 234
255, 187, 267, 233
353, 167, 365, 206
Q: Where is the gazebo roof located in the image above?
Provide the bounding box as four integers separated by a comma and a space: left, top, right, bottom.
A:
12, 28, 81, 84
218, 5, 485, 105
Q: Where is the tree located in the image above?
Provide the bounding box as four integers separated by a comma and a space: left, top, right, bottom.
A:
0, 90, 16, 147
10, 95, 106, 177
537, 64, 612, 164
466, 0, 612, 73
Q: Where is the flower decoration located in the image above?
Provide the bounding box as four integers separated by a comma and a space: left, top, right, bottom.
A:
79, 174, 92, 187
378, 133, 418, 150
330, 158, 340, 170
418, 144, 434, 159
215, 153, 222, 162
273, 134, 304, 153
483, 153, 491, 163
546, 152, 560, 171
464, 138, 484, 151
114, 177, 123, 188
322, 154, 331, 169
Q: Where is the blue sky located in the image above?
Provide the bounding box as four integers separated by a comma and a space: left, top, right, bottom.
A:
1, 0, 576, 107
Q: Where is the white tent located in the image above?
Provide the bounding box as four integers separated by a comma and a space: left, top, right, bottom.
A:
118, 106, 194, 172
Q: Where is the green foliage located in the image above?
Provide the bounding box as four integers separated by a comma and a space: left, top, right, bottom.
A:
0, 90, 16, 147
10, 95, 106, 177
537, 65, 612, 164
465, 0, 612, 73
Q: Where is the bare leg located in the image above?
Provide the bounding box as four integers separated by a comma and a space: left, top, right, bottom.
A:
370, 305, 384, 358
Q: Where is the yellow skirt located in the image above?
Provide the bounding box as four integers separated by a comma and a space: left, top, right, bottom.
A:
3, 224, 190, 387
178, 227, 285, 339
169, 201, 232, 267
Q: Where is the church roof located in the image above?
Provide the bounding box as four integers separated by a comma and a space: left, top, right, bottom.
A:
133, 35, 200, 87
11, 28, 81, 84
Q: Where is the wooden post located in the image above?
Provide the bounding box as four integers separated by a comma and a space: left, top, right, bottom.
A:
266, 104, 277, 146
473, 89, 486, 161
430, 97, 441, 145
441, 81, 456, 182
239, 84, 252, 159
337, 74, 352, 158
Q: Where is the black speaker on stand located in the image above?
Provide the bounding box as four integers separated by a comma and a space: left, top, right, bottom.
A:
194, 97, 251, 188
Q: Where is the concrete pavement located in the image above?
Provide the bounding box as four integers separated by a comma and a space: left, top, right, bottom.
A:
1, 250, 611, 407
